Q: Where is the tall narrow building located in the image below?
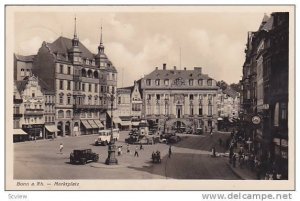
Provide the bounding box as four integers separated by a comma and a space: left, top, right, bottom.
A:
31, 18, 118, 137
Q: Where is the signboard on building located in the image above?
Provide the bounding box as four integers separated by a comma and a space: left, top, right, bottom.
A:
251, 115, 261, 125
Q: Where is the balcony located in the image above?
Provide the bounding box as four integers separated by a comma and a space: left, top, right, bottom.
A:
24, 109, 43, 116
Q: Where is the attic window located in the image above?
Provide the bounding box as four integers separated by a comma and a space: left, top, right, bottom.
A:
190, 73, 193, 77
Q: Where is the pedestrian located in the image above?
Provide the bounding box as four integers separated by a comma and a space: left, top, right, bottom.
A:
140, 143, 144, 150
134, 146, 139, 157
168, 145, 172, 158
232, 154, 236, 168
211, 147, 216, 157
210, 127, 213, 136
127, 144, 130, 153
118, 146, 121, 156
59, 143, 63, 153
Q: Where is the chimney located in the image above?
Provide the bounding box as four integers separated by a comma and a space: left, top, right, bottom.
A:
194, 67, 202, 74
174, 66, 177, 70
163, 63, 166, 70
155, 67, 158, 70
184, 67, 187, 71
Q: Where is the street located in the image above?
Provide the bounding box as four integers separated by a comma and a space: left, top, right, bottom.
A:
14, 131, 239, 179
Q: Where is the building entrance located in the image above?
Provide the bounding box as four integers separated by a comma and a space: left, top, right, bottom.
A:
176, 105, 182, 118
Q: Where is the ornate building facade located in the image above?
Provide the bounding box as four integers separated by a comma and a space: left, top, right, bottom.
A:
141, 64, 219, 132
30, 19, 117, 136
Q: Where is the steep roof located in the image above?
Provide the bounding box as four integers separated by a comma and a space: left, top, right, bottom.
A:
47, 36, 94, 59
144, 69, 210, 80
15, 80, 28, 93
14, 54, 35, 62
223, 87, 239, 99
258, 14, 274, 32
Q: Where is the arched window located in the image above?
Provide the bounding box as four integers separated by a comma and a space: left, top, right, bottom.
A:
26, 69, 31, 76
20, 69, 25, 76
66, 110, 71, 118
87, 70, 93, 78
81, 69, 86, 77
94, 71, 99, 79
59, 93, 64, 104
58, 110, 64, 118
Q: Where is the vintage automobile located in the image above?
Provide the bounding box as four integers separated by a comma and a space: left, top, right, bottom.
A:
70, 149, 99, 165
151, 151, 161, 164
95, 130, 111, 146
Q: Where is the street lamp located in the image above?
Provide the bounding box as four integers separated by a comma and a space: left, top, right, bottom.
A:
105, 91, 118, 165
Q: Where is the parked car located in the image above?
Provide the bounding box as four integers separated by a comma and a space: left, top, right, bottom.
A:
70, 149, 99, 165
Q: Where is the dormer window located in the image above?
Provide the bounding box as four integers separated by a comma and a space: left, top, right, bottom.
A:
164, 79, 169, 86
146, 79, 151, 86
155, 79, 160, 86
207, 79, 212, 86
189, 79, 194, 86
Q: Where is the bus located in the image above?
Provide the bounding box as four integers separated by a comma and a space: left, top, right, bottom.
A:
94, 130, 111, 146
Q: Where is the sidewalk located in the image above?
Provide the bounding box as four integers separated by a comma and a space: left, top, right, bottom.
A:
227, 162, 257, 180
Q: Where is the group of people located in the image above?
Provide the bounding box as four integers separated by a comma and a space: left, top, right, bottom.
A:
228, 129, 284, 180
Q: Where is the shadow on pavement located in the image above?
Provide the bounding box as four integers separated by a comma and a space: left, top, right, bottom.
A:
172, 132, 231, 153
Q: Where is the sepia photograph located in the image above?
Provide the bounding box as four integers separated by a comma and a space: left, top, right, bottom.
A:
5, 5, 295, 190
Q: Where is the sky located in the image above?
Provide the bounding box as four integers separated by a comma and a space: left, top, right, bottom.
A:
13, 7, 269, 88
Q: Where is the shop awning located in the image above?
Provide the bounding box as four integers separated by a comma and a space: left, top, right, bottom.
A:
107, 112, 122, 124
94, 120, 104, 128
45, 125, 59, 133
120, 121, 132, 126
13, 129, 28, 135
88, 120, 98, 129
81, 120, 92, 129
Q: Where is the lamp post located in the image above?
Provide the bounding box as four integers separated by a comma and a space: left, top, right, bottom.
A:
105, 92, 118, 165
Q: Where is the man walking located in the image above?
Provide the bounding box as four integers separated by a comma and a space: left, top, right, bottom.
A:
134, 146, 139, 157
126, 144, 130, 153
168, 145, 172, 158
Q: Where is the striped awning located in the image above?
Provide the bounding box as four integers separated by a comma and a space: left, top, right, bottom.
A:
107, 112, 122, 124
13, 129, 28, 135
88, 120, 98, 129
45, 125, 59, 132
81, 120, 92, 129
94, 120, 104, 128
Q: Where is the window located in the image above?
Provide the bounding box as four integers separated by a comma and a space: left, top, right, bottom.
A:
146, 79, 151, 86
32, 93, 35, 98
199, 106, 203, 116
156, 94, 160, 100
60, 65, 64, 74
118, 96, 121, 104
281, 103, 287, 120
67, 96, 71, 105
21, 69, 25, 76
89, 84, 92, 92
207, 79, 212, 86
66, 110, 71, 118
67, 81, 71, 90
59, 80, 63, 90
59, 94, 64, 104
87, 111, 92, 118
95, 84, 98, 93
67, 66, 71, 75
80, 112, 86, 118
190, 106, 194, 115
100, 86, 104, 92
112, 86, 115, 94
88, 96, 92, 105
189, 94, 194, 100
82, 83, 85, 91
94, 96, 98, 105
208, 105, 212, 116
26, 69, 31, 76
189, 79, 194, 86
208, 94, 212, 100
13, 120, 20, 129
164, 79, 169, 86
58, 110, 64, 118
155, 79, 160, 86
